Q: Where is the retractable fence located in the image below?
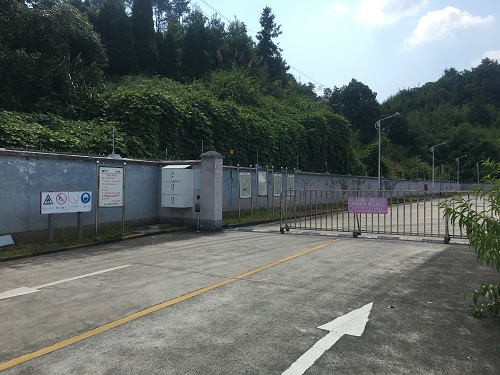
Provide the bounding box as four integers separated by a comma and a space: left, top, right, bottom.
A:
280, 190, 491, 242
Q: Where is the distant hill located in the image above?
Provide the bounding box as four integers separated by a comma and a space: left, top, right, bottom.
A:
1, 1, 498, 182
380, 58, 500, 182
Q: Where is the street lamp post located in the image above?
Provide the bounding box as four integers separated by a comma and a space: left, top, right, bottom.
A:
430, 142, 445, 189
376, 112, 400, 190
456, 154, 467, 190
476, 160, 484, 185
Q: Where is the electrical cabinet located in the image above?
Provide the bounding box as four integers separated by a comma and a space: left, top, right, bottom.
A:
161, 165, 193, 208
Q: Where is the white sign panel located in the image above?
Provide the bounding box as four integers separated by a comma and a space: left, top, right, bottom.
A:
99, 167, 124, 207
67, 191, 92, 213
41, 191, 68, 214
287, 174, 295, 196
273, 173, 283, 197
41, 191, 92, 214
239, 172, 252, 199
258, 171, 267, 196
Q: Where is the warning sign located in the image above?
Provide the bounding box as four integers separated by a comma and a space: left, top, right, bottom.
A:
348, 197, 388, 214
43, 195, 53, 205
41, 191, 92, 214
56, 192, 67, 205
67, 191, 92, 213
40, 191, 67, 214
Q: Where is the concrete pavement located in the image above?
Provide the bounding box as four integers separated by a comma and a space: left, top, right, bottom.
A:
0, 228, 499, 374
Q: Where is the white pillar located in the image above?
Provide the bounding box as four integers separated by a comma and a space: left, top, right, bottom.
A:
200, 151, 224, 230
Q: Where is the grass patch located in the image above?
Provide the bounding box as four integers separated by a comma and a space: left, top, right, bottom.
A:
0, 228, 137, 260
223, 208, 281, 225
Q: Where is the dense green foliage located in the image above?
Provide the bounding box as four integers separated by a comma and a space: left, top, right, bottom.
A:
0, 111, 124, 154
0, 1, 499, 179
382, 60, 500, 182
0, 0, 107, 111
441, 160, 500, 317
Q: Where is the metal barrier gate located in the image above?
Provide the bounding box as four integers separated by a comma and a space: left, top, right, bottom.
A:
279, 190, 490, 242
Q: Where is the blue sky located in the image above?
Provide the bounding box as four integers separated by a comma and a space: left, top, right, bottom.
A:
191, 0, 500, 102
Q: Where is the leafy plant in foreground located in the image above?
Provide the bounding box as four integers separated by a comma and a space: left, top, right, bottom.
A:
440, 160, 500, 317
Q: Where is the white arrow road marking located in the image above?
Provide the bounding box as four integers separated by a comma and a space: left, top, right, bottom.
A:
0, 265, 131, 300
282, 302, 373, 375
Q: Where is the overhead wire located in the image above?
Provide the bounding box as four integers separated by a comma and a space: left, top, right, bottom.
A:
198, 0, 232, 24
192, 0, 327, 91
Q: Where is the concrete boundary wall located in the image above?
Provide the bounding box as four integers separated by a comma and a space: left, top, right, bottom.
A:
1, 149, 471, 240
222, 167, 459, 212
0, 149, 201, 241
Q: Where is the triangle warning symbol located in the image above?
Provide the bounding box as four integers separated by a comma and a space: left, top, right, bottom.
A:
43, 195, 53, 205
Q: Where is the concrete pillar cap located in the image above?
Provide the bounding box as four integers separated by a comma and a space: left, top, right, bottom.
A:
201, 151, 224, 159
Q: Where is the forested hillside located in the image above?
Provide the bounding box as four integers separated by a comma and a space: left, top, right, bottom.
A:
1, 0, 499, 181
381, 60, 500, 182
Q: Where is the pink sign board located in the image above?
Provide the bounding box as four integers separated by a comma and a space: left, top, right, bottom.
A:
348, 197, 388, 214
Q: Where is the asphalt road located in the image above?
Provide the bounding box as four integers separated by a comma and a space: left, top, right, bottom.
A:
0, 228, 499, 374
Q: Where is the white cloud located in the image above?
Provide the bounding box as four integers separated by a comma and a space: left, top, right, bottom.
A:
358, 0, 428, 26
404, 7, 494, 49
472, 50, 500, 67
330, 3, 348, 15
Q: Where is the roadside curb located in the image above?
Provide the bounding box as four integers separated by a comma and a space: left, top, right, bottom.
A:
0, 227, 191, 263
222, 219, 279, 229
229, 227, 470, 245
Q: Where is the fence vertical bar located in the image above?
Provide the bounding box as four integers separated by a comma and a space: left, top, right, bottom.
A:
309, 191, 313, 230
390, 191, 394, 234
409, 191, 413, 235
383, 191, 387, 234
423, 191, 427, 236
416, 192, 420, 236
437, 192, 442, 237
314, 190, 318, 230
430, 191, 434, 237
402, 192, 406, 235
342, 190, 345, 232
323, 191, 327, 230
347, 191, 351, 232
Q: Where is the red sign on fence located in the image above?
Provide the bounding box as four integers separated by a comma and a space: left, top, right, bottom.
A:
348, 197, 388, 214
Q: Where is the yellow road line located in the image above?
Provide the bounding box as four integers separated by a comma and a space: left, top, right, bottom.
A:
0, 239, 339, 371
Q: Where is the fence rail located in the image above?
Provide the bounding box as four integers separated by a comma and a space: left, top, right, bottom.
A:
280, 190, 491, 242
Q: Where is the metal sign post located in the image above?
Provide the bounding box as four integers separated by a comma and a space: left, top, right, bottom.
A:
122, 162, 126, 232
40, 190, 92, 241
48, 214, 54, 242
96, 161, 99, 235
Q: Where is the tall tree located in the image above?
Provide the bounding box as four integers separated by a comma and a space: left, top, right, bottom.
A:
96, 0, 139, 76
206, 15, 226, 70
181, 9, 210, 80
255, 6, 289, 83
172, 0, 189, 21
152, 0, 190, 30
324, 79, 381, 144
221, 19, 255, 70
131, 0, 158, 72
156, 20, 179, 78
152, 0, 172, 32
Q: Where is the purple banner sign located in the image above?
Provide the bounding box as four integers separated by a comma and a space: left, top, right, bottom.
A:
348, 197, 388, 214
